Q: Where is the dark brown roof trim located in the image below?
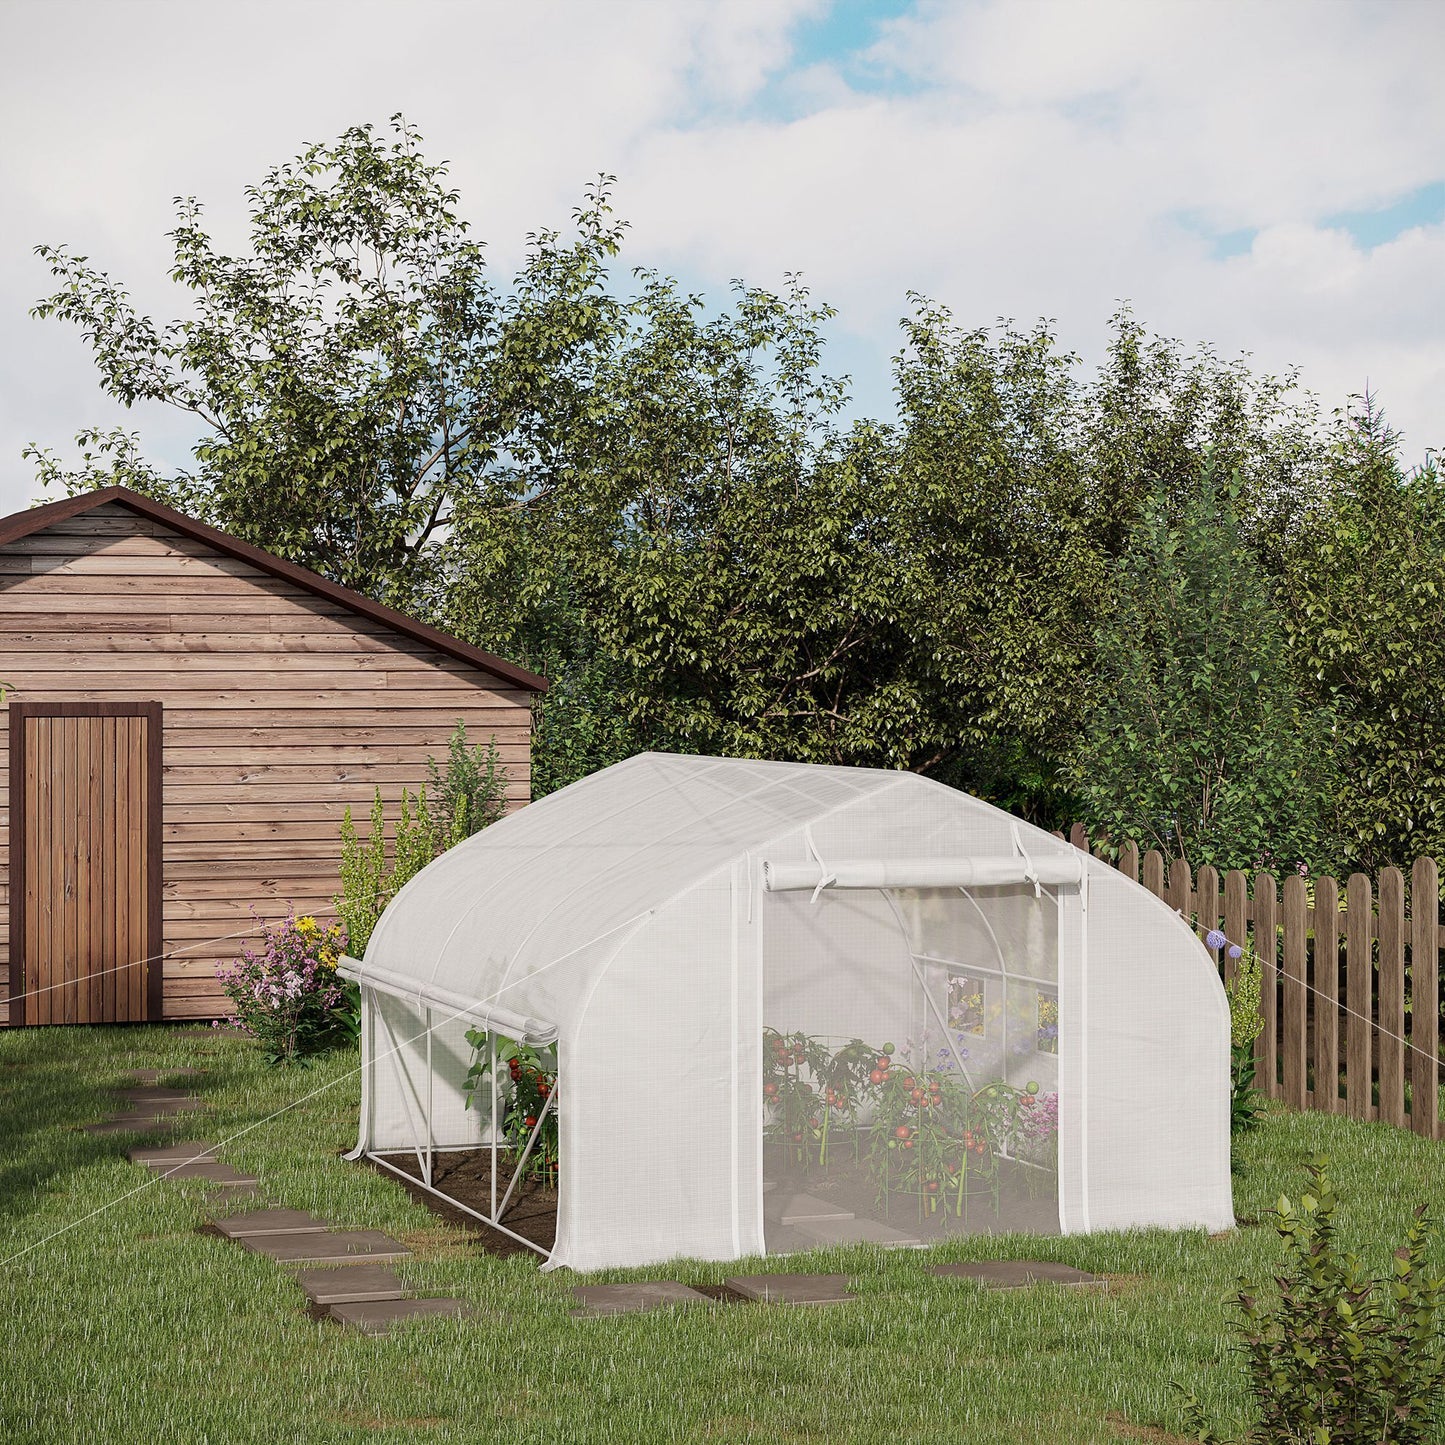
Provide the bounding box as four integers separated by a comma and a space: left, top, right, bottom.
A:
0, 486, 547, 692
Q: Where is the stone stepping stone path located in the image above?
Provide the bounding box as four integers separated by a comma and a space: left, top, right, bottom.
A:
298, 1266, 407, 1306
123, 1089, 204, 1109
329, 1299, 476, 1335
86, 1115, 190, 1136
202, 1207, 465, 1331
240, 1229, 411, 1267
148, 1160, 260, 1189
211, 1209, 332, 1240
929, 1259, 1105, 1290
571, 1281, 713, 1317
125, 1068, 207, 1085
725, 1273, 855, 1306
127, 1141, 218, 1165
86, 1078, 207, 1135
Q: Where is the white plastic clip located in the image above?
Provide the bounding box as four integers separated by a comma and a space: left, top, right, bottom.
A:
804, 826, 836, 908
1010, 822, 1042, 898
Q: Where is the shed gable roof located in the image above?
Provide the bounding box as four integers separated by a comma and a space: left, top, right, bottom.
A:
0, 486, 546, 692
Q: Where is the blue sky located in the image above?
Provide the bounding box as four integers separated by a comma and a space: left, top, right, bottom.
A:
1, 0, 1442, 513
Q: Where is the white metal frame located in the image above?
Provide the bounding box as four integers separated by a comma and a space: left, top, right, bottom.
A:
359, 1007, 562, 1258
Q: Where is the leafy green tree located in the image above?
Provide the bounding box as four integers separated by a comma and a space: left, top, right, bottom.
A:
26, 115, 626, 611
29, 116, 1350, 827
1280, 400, 1445, 871
1069, 465, 1338, 871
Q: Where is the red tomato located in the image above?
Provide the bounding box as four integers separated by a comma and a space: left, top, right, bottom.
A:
902, 1140, 914, 1150
894, 1125, 911, 1139
869, 1070, 884, 1084
925, 1180, 940, 1193
524, 1116, 537, 1127
903, 1077, 916, 1090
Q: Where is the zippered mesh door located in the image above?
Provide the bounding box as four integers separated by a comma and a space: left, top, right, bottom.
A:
760, 883, 1060, 1252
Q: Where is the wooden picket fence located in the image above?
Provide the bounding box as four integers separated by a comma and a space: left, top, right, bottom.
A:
1062, 824, 1444, 1140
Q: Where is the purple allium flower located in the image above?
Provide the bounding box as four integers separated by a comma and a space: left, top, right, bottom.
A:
1228, 944, 1243, 959
1205, 928, 1227, 951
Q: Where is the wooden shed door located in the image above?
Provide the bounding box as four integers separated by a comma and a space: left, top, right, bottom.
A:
11, 703, 162, 1025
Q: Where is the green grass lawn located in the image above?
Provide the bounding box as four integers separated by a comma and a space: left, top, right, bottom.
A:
2, 1026, 1443, 1445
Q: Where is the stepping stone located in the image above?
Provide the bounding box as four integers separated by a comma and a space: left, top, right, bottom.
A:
571, 1282, 712, 1317
125, 1068, 207, 1085
776, 1193, 855, 1226
299, 1265, 407, 1306
792, 1217, 921, 1247
148, 1161, 259, 1187
115, 1097, 204, 1117
929, 1260, 1105, 1290
724, 1273, 854, 1306
211, 1209, 333, 1239
128, 1141, 218, 1165
328, 1299, 474, 1335
85, 1116, 186, 1135
241, 1231, 410, 1266
120, 1089, 200, 1105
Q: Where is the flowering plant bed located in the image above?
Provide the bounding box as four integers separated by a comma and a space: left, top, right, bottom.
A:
216, 913, 352, 1065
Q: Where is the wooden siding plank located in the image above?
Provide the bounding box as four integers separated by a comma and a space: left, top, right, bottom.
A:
86, 715, 102, 1024
102, 717, 116, 1026
33, 719, 50, 1024
130, 716, 145, 1021
63, 717, 78, 1024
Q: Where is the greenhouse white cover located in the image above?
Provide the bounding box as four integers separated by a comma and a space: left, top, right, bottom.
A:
341, 752, 1233, 1272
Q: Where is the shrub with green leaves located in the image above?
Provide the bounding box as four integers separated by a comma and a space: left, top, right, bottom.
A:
425, 720, 508, 840
1221, 938, 1265, 1140
1184, 1155, 1445, 1443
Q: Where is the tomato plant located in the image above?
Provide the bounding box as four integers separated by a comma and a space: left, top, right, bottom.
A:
463, 1030, 560, 1188
818, 1037, 889, 1165
762, 1028, 835, 1167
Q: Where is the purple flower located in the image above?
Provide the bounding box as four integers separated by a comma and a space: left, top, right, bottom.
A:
1205, 928, 1227, 951
1228, 944, 1243, 959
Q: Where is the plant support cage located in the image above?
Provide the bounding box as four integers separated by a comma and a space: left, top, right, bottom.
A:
340, 753, 1232, 1271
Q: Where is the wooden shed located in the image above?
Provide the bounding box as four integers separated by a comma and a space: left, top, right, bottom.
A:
0, 485, 544, 1026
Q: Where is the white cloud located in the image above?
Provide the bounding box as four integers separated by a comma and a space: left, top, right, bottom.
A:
1, 0, 1441, 518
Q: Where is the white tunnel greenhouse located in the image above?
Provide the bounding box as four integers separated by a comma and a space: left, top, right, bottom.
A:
340, 752, 1233, 1272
